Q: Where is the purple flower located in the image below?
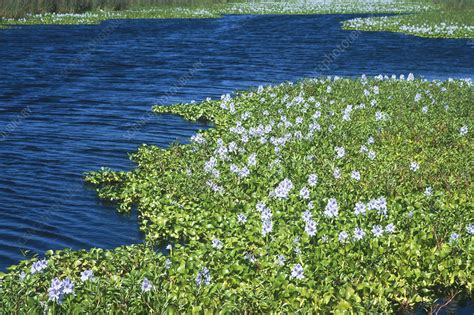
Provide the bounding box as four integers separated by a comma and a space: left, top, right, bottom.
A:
80, 270, 94, 282
290, 264, 304, 280
196, 267, 211, 287
141, 278, 152, 292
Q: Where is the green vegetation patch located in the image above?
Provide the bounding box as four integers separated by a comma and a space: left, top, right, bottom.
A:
0, 0, 427, 27
1, 76, 473, 313
343, 0, 474, 38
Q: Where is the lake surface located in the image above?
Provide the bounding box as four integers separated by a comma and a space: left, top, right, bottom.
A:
0, 14, 473, 271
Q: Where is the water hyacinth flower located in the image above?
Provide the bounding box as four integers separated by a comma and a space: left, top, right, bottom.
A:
165, 259, 172, 270
338, 231, 349, 243
372, 225, 384, 237
449, 233, 460, 243
273, 178, 294, 199
351, 170, 361, 181
261, 218, 273, 236
410, 162, 419, 172
19, 271, 27, 280
424, 186, 433, 197
375, 111, 385, 121
308, 174, 318, 187
196, 267, 212, 287
212, 239, 223, 249
324, 198, 339, 218
333, 167, 342, 179
299, 187, 310, 200
237, 213, 247, 224
277, 255, 286, 266
335, 146, 345, 159
353, 227, 365, 241
354, 202, 366, 216
191, 133, 206, 144
80, 270, 94, 282
31, 259, 48, 274
368, 150, 376, 160
466, 225, 474, 235
385, 223, 396, 233
247, 153, 257, 166
302, 210, 313, 223
48, 277, 74, 304
305, 219, 317, 237
141, 278, 152, 292
290, 264, 304, 280
459, 125, 468, 136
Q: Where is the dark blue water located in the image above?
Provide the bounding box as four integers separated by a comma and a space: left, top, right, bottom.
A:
0, 14, 473, 271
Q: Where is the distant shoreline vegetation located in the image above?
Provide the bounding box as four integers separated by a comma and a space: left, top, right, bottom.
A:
0, 0, 473, 38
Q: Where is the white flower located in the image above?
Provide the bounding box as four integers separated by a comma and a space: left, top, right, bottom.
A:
368, 150, 376, 160
375, 111, 385, 121
212, 239, 223, 249
335, 146, 345, 158
424, 186, 433, 197
351, 170, 361, 181
237, 213, 247, 224
410, 162, 419, 172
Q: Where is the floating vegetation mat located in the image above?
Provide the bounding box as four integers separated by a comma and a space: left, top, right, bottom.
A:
1, 75, 473, 313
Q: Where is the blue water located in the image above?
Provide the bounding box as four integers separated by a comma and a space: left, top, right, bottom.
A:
0, 14, 473, 272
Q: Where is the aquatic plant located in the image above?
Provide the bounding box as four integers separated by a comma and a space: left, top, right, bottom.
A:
0, 75, 472, 313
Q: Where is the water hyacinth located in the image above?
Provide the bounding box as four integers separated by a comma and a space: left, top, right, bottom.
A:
48, 278, 74, 304
196, 268, 211, 287
324, 198, 339, 218
141, 278, 152, 292
353, 227, 365, 240
80, 270, 94, 282
290, 264, 304, 280
31, 259, 48, 274
372, 225, 384, 237
212, 239, 223, 249
3, 76, 472, 312
410, 161, 419, 172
